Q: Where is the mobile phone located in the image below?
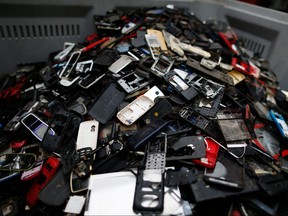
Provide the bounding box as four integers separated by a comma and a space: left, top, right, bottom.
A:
117, 72, 150, 94
59, 51, 81, 86
4, 101, 41, 131
193, 137, 220, 169
145, 34, 162, 60
269, 110, 288, 140
21, 113, 55, 141
78, 73, 105, 89
21, 161, 43, 181
200, 58, 218, 70
54, 43, 75, 62
204, 152, 244, 189
164, 70, 198, 101
88, 82, 126, 124
108, 55, 134, 74
126, 119, 168, 150
76, 120, 99, 150
26, 157, 60, 207
117, 86, 164, 126
151, 54, 174, 77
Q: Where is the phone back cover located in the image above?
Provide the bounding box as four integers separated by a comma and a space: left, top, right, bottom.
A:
38, 169, 70, 206
191, 170, 259, 203
88, 83, 126, 124
204, 151, 245, 189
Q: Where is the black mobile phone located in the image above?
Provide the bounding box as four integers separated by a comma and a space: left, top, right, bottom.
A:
126, 119, 168, 151
88, 82, 126, 124
204, 152, 245, 189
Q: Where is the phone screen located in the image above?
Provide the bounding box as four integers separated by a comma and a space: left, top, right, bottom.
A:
22, 114, 55, 141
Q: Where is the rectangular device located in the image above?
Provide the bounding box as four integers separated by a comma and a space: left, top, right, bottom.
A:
151, 54, 174, 77
21, 113, 55, 141
126, 119, 168, 151
117, 72, 150, 94
26, 157, 60, 207
76, 60, 94, 73
269, 110, 288, 140
193, 137, 220, 169
200, 58, 218, 70
186, 58, 234, 86
78, 72, 105, 89
21, 161, 43, 181
4, 101, 41, 131
88, 83, 126, 124
169, 33, 184, 56
117, 86, 164, 126
53, 42, 75, 62
108, 55, 134, 74
179, 43, 211, 58
133, 136, 166, 214
59, 51, 81, 86
185, 73, 224, 99
179, 107, 218, 138
204, 151, 245, 189
39, 66, 60, 87
145, 34, 162, 60
164, 70, 198, 101
76, 120, 99, 150
147, 29, 168, 53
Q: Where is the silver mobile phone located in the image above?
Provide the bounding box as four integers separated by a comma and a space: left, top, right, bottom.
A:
21, 113, 55, 141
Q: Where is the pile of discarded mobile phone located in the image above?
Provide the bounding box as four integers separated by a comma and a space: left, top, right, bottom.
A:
1, 5, 288, 216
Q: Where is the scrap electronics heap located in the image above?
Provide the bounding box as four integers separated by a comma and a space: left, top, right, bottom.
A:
1, 5, 288, 216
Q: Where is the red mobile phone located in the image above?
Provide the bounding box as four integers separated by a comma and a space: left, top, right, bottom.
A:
26, 157, 60, 207
193, 137, 220, 169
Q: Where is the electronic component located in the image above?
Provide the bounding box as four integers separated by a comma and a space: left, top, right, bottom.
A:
133, 134, 166, 214
76, 120, 99, 151
126, 119, 168, 151
54, 42, 75, 61
192, 86, 225, 118
232, 58, 260, 78
269, 110, 288, 140
200, 58, 218, 70
75, 60, 94, 73
147, 29, 168, 53
151, 54, 174, 77
185, 73, 224, 99
108, 55, 134, 74
145, 34, 162, 59
186, 58, 234, 85
193, 137, 220, 169
39, 66, 60, 87
164, 70, 198, 101
166, 136, 206, 161
204, 151, 245, 189
117, 72, 150, 94
21, 161, 43, 181
117, 86, 164, 126
21, 113, 55, 141
88, 83, 126, 124
179, 107, 218, 138
59, 51, 81, 87
26, 157, 60, 207
0, 153, 36, 172
179, 43, 211, 58
4, 101, 41, 131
